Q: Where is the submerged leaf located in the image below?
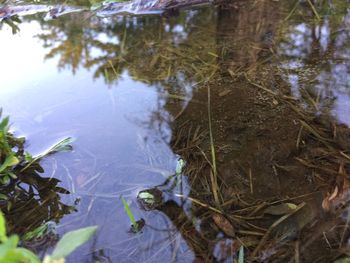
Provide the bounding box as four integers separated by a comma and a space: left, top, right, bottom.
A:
21, 137, 74, 172
264, 203, 297, 215
22, 222, 55, 241
45, 137, 74, 155
328, 186, 339, 201
212, 213, 235, 237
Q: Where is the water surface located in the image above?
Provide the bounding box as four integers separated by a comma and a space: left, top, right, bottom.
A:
1, 1, 350, 262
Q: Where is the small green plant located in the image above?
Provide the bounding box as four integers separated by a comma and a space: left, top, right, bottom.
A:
0, 210, 40, 263
0, 113, 22, 185
0, 210, 97, 263
121, 196, 144, 233
0, 110, 73, 185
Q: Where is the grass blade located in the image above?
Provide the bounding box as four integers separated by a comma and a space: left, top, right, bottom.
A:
121, 196, 136, 226
238, 245, 244, 263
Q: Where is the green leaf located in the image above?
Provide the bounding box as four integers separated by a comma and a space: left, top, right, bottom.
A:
4, 247, 40, 263
0, 155, 19, 173
264, 203, 298, 215
7, 172, 17, 179
0, 117, 9, 132
0, 211, 7, 242
0, 235, 19, 260
238, 245, 244, 263
24, 152, 33, 162
0, 176, 10, 185
0, 235, 18, 250
51, 226, 97, 260
121, 196, 136, 226
46, 137, 74, 155
21, 137, 74, 173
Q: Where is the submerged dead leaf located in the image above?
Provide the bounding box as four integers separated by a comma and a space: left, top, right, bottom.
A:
234, 236, 259, 250
328, 185, 339, 201
264, 203, 298, 215
212, 213, 235, 237
322, 170, 350, 211
219, 89, 231, 97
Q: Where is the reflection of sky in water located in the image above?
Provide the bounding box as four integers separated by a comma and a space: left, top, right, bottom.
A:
280, 20, 350, 126
0, 21, 193, 262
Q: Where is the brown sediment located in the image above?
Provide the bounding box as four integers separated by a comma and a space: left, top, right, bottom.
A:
148, 0, 350, 262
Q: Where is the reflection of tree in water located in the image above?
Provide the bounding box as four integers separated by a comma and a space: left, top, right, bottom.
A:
22, 0, 350, 261
2, 162, 75, 235
0, 136, 75, 254
278, 1, 350, 121
36, 8, 217, 85
36, 13, 97, 74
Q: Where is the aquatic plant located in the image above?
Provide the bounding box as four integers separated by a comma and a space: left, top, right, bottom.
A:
121, 196, 144, 233
0, 111, 76, 243
0, 113, 22, 185
0, 210, 97, 263
0, 110, 72, 187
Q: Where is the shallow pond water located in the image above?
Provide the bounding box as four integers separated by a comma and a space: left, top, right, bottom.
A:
1, 0, 350, 262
